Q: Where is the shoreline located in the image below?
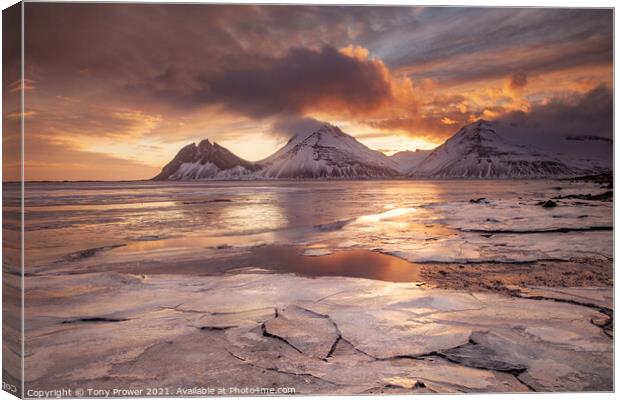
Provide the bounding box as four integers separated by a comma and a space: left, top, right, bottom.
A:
419, 258, 613, 292
4, 172, 612, 185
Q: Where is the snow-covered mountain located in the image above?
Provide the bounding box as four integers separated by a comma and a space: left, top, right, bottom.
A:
152, 139, 259, 180
409, 120, 592, 178
154, 120, 607, 180
256, 124, 401, 178
390, 149, 431, 173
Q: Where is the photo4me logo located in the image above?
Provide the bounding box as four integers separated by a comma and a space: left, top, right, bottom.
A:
176, 386, 296, 396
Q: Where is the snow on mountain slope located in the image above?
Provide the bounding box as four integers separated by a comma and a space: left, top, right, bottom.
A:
152, 139, 259, 180
409, 120, 588, 178
390, 149, 432, 173
154, 120, 606, 181
256, 124, 401, 178
556, 136, 612, 173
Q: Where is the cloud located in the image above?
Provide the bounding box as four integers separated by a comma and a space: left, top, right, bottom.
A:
140, 46, 394, 119
382, 8, 612, 86
441, 116, 458, 125
366, 84, 613, 154
2, 3, 21, 87
492, 85, 612, 158
507, 71, 528, 91
498, 85, 612, 140
19, 3, 614, 179
26, 103, 162, 140
23, 3, 413, 91
270, 116, 327, 138
24, 140, 158, 181
361, 92, 471, 142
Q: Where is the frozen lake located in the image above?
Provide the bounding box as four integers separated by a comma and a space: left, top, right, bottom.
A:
8, 179, 612, 276
3, 179, 613, 393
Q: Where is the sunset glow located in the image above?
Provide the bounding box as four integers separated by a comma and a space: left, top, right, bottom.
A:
5, 4, 612, 180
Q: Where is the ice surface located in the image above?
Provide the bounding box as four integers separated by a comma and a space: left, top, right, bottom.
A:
23, 271, 612, 392
301, 248, 333, 257
15, 178, 613, 392
23, 179, 612, 270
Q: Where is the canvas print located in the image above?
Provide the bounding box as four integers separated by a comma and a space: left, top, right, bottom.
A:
2, 2, 614, 397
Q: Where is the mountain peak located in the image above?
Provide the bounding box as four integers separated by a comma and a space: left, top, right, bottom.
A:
409, 120, 586, 178
450, 119, 498, 146
257, 123, 400, 178
300, 124, 350, 145
154, 119, 605, 180
474, 118, 492, 127
152, 137, 258, 180
197, 139, 228, 151
315, 123, 343, 135
198, 138, 212, 147
460, 119, 495, 133
289, 123, 346, 142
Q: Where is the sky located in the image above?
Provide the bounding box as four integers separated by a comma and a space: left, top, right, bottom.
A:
3, 3, 613, 181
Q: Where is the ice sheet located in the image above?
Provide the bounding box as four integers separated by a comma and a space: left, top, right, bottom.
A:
22, 179, 612, 270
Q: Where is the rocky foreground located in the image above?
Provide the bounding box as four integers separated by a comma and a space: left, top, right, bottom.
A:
20, 268, 613, 394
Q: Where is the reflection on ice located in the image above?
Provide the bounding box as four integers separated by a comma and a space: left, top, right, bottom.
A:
22, 179, 613, 271
357, 207, 416, 223
249, 246, 422, 282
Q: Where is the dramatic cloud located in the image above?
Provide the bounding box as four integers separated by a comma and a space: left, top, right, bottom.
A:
497, 85, 612, 143
270, 116, 327, 139
145, 46, 394, 118
487, 85, 613, 161
15, 3, 613, 180
508, 71, 528, 91
380, 8, 612, 85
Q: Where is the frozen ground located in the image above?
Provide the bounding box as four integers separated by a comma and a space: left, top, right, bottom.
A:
2, 179, 613, 393
19, 271, 613, 393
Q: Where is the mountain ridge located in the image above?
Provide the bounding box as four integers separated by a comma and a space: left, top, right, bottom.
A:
153, 120, 609, 180
152, 139, 260, 180
255, 124, 401, 178
408, 120, 592, 178
390, 149, 432, 173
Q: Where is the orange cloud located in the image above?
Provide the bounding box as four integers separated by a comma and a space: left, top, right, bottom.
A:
17, 4, 612, 180
339, 44, 370, 60
441, 117, 457, 125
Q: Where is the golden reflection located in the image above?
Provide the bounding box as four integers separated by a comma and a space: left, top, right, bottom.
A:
251, 246, 421, 283
357, 207, 416, 223
217, 196, 287, 233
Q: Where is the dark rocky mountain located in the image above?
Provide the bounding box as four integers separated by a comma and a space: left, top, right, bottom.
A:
152, 139, 259, 180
